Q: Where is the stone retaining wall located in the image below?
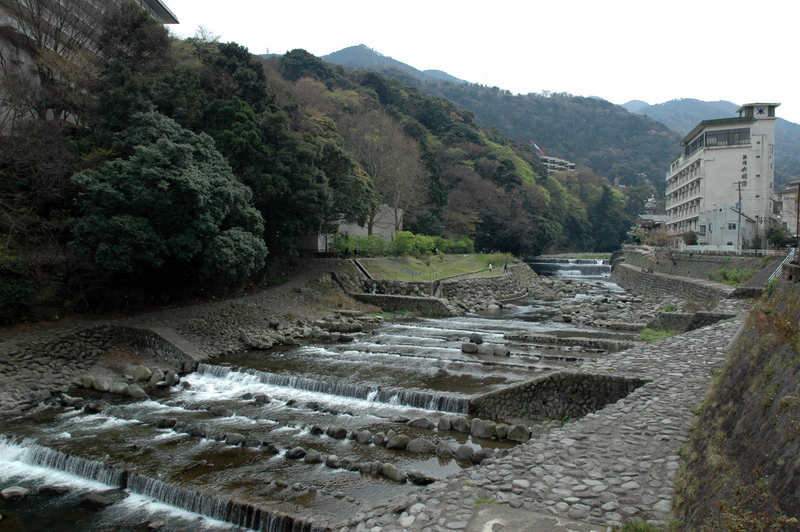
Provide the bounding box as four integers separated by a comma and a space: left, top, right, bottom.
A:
646, 311, 738, 333
111, 326, 200, 371
439, 264, 533, 304
469, 370, 648, 424
611, 263, 735, 302
349, 294, 456, 317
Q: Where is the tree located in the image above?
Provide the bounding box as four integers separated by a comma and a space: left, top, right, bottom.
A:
339, 109, 428, 233
589, 185, 633, 252
3, 0, 104, 123
70, 112, 267, 298
766, 225, 794, 248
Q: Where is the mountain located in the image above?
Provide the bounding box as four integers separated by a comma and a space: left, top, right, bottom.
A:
621, 100, 650, 114
321, 46, 800, 189
321, 44, 465, 85
630, 99, 740, 135
321, 45, 680, 190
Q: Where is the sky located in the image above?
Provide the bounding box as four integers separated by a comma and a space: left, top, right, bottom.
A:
163, 0, 800, 125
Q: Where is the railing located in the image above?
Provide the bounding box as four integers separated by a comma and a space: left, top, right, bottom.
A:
767, 248, 797, 284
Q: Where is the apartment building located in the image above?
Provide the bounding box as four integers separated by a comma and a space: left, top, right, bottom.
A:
665, 103, 779, 251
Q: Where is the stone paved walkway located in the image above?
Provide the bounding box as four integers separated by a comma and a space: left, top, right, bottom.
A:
339, 300, 750, 531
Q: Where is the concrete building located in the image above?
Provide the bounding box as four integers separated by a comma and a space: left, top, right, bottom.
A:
665, 103, 780, 251
1, 0, 177, 126
299, 204, 402, 254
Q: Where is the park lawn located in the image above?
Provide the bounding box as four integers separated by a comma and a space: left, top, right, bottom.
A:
359, 254, 511, 282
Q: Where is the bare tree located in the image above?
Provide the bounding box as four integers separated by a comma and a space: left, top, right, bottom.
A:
339, 109, 428, 233
2, 0, 104, 123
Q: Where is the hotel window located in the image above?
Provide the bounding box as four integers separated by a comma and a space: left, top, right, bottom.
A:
727, 223, 737, 230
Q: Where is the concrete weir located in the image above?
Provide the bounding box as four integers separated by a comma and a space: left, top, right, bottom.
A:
339, 300, 749, 531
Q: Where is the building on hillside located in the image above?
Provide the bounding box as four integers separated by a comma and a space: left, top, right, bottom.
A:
1, 0, 177, 125
539, 155, 576, 173
299, 204, 402, 254
634, 214, 667, 241
665, 103, 780, 252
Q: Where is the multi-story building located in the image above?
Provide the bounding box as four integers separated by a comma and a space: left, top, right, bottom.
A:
665, 103, 780, 251
1, 0, 178, 125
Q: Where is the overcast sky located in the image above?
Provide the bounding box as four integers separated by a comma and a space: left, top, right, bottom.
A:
164, 0, 799, 125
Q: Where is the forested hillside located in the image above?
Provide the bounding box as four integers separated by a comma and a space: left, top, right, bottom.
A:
321, 45, 682, 192
0, 3, 641, 323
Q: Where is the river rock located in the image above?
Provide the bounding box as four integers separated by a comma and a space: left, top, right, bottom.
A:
477, 344, 495, 355
355, 430, 373, 444
109, 381, 128, 395
325, 454, 341, 468
405, 438, 436, 453
373, 432, 386, 446
506, 424, 531, 442
125, 384, 148, 398
304, 449, 322, 463
407, 469, 436, 485
285, 447, 306, 459
437, 416, 452, 431
461, 342, 479, 353
1, 486, 30, 500
327, 426, 348, 439
454, 444, 474, 461
254, 394, 271, 404
208, 405, 232, 417
225, 433, 246, 446
495, 423, 509, 439
435, 442, 454, 458
385, 434, 411, 450
469, 332, 483, 344
92, 376, 111, 392
309, 425, 325, 435
380, 463, 406, 482
450, 416, 471, 433
493, 346, 511, 356
406, 417, 435, 430
134, 365, 152, 381
155, 417, 177, 429
472, 447, 495, 463
471, 418, 496, 439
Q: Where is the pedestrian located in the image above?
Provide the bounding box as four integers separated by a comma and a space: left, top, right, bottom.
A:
503, 262, 508, 273
488, 263, 493, 272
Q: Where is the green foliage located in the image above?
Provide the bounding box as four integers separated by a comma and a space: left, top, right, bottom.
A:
70, 112, 267, 295
333, 231, 474, 258
708, 268, 759, 286
765, 224, 794, 248
639, 328, 678, 342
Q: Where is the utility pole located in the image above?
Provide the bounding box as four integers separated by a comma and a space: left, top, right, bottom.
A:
735, 180, 745, 254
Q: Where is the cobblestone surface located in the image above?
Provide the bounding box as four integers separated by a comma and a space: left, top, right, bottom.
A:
337, 300, 750, 531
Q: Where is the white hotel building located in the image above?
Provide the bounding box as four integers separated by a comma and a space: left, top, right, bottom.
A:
665, 103, 780, 251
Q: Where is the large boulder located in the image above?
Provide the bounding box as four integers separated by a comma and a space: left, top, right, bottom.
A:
506, 424, 531, 442
406, 417, 435, 430
285, 447, 307, 459
460, 342, 479, 354
469, 332, 483, 344
435, 442, 454, 458
407, 469, 436, 485
133, 365, 153, 381
405, 438, 436, 453
453, 444, 474, 461
450, 416, 471, 433
125, 384, 148, 398
385, 434, 412, 450
225, 433, 246, 446
355, 430, 373, 444
471, 418, 496, 439
380, 463, 406, 482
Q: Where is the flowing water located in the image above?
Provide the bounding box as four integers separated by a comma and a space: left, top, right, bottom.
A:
0, 278, 637, 531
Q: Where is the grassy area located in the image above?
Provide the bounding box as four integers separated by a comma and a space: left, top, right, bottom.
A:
639, 328, 679, 342
359, 253, 514, 282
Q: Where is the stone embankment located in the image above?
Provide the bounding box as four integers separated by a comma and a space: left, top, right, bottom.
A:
611, 262, 736, 301
337, 300, 750, 531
